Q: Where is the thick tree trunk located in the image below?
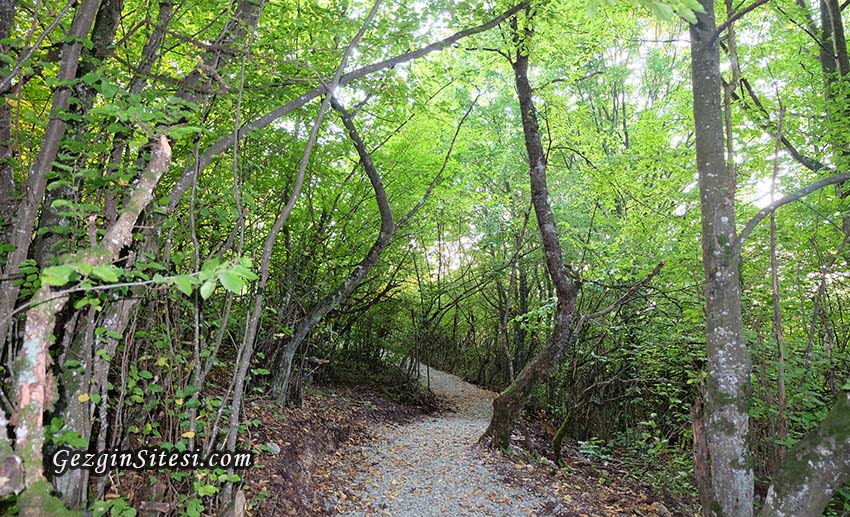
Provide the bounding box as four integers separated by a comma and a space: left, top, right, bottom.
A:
761, 390, 850, 515
689, 0, 753, 514
479, 24, 579, 450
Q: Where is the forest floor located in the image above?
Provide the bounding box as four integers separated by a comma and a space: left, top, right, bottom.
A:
242, 365, 690, 516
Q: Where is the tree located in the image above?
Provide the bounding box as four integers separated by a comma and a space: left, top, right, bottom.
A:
689, 0, 850, 512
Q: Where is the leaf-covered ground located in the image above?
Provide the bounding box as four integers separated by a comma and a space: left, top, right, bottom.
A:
243, 368, 689, 515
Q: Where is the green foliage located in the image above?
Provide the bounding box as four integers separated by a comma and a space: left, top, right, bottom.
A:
5, 0, 850, 511
45, 418, 89, 449
92, 497, 137, 516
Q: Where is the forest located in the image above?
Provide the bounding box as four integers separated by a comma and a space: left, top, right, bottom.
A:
1, 0, 850, 514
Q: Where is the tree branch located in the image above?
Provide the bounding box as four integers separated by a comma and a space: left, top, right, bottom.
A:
736, 172, 850, 254
579, 261, 664, 325
712, 0, 771, 43
739, 77, 827, 172
166, 2, 529, 211
397, 93, 479, 227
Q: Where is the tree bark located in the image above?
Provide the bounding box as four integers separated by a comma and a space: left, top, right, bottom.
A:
761, 390, 850, 515
479, 19, 579, 450
0, 0, 101, 352
690, 0, 753, 513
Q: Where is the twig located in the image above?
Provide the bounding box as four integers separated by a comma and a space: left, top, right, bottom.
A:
0, 0, 75, 95
579, 261, 665, 327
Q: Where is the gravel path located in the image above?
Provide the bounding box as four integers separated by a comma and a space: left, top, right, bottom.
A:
332, 364, 556, 516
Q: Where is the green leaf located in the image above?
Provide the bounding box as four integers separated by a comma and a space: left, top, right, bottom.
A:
230, 264, 258, 281
680, 0, 706, 13
196, 484, 218, 497
186, 497, 203, 517
182, 385, 200, 397
200, 279, 215, 300
651, 1, 675, 20
74, 297, 93, 309
676, 4, 697, 23
81, 71, 99, 85
167, 126, 203, 139
92, 264, 121, 283
173, 275, 195, 296
42, 265, 76, 286
218, 270, 244, 294
202, 258, 220, 275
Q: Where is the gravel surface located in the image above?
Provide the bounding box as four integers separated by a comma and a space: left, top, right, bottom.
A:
333, 364, 556, 516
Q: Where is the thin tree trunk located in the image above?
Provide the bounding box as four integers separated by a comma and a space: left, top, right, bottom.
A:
270, 95, 396, 403
769, 109, 787, 467
480, 17, 579, 450
32, 0, 126, 267
221, 8, 381, 505
3, 135, 170, 501
268, 89, 476, 404
0, 0, 101, 352
0, 0, 17, 246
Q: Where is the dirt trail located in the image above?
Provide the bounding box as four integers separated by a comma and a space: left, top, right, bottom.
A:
329, 364, 559, 516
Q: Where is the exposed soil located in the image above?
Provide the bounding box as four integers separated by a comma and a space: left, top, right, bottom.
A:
240, 386, 431, 515
245, 366, 693, 516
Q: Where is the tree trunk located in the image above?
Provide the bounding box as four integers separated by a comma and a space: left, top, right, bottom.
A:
768, 110, 787, 469
1, 135, 170, 500
0, 0, 17, 246
761, 390, 850, 515
271, 96, 396, 403
32, 0, 126, 267
0, 0, 101, 351
479, 19, 579, 450
513, 265, 529, 372
689, 0, 753, 513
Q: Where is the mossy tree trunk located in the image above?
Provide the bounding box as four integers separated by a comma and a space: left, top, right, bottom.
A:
689, 0, 850, 513
479, 14, 579, 450
689, 0, 753, 513
761, 390, 850, 515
